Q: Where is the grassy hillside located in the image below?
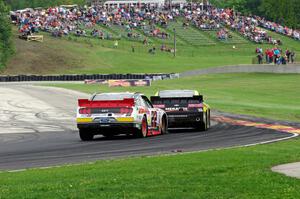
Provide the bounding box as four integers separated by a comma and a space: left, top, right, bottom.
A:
2, 27, 299, 75
49, 73, 300, 123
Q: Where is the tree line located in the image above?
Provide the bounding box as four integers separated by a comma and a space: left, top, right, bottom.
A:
209, 0, 300, 29
0, 0, 13, 69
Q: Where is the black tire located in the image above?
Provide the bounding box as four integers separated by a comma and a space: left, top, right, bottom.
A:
207, 109, 211, 129
79, 128, 94, 141
160, 115, 168, 134
136, 116, 148, 138
197, 112, 207, 131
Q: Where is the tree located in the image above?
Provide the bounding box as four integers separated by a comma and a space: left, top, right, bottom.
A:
0, 0, 14, 69
259, 0, 299, 29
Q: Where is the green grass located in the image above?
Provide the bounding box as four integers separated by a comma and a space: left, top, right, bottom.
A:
3, 26, 299, 75
1, 136, 300, 198
49, 73, 300, 123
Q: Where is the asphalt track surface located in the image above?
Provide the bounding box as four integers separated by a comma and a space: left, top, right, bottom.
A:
0, 85, 295, 171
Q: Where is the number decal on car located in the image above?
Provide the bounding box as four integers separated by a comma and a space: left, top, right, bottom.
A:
151, 111, 157, 127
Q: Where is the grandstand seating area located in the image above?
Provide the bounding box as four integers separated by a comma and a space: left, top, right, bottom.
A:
107, 24, 145, 42
204, 29, 249, 44
140, 23, 185, 45
13, 3, 299, 48
167, 21, 216, 46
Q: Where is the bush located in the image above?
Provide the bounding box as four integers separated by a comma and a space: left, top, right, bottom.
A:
0, 0, 14, 69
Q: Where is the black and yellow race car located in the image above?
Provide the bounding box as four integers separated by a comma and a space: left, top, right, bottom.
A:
150, 90, 210, 131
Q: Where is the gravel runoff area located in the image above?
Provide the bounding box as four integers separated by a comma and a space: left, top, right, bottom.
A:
272, 162, 300, 179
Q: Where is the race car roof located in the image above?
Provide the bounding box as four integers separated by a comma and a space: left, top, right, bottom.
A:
92, 92, 135, 101
157, 90, 199, 98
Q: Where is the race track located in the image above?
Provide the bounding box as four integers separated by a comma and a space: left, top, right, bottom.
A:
0, 85, 295, 171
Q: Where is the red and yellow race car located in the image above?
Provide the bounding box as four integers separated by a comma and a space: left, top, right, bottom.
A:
77, 92, 168, 140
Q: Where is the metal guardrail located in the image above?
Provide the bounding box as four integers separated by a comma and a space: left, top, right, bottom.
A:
0, 73, 180, 82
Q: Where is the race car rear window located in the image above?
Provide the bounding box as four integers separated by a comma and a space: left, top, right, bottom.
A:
93, 93, 134, 101
152, 98, 201, 106
158, 90, 195, 98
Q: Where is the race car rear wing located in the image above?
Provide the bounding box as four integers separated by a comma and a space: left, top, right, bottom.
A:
150, 95, 203, 108
78, 98, 135, 108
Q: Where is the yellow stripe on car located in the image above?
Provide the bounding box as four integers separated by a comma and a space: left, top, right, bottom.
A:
77, 118, 93, 123
116, 117, 134, 122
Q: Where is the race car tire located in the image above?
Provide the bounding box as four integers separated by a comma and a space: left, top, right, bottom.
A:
79, 128, 94, 141
197, 112, 207, 131
136, 116, 148, 138
207, 109, 211, 128
160, 115, 168, 134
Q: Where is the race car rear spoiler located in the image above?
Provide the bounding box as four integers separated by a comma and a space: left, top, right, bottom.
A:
150, 95, 203, 102
78, 98, 135, 108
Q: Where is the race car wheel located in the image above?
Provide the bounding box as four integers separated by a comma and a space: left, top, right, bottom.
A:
197, 112, 207, 131
160, 115, 167, 134
79, 128, 94, 141
207, 110, 211, 128
137, 116, 148, 138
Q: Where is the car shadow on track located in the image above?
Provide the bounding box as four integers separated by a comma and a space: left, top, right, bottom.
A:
87, 128, 209, 141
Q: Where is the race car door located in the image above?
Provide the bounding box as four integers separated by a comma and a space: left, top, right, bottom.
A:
141, 96, 159, 130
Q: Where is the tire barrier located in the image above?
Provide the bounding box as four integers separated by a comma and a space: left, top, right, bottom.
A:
0, 73, 180, 82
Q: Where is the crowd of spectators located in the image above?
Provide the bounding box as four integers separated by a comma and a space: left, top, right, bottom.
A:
176, 6, 281, 44
217, 28, 231, 40
10, 3, 299, 45
256, 47, 296, 65
259, 18, 300, 41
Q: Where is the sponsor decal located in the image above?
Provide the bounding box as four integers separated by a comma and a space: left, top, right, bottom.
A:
84, 79, 108, 84
108, 80, 151, 87
165, 107, 188, 111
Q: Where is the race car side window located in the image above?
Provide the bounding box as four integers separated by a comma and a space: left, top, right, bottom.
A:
142, 96, 153, 108
135, 97, 142, 106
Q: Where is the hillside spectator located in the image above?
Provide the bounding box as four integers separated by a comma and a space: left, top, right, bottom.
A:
143, 38, 148, 45
268, 49, 274, 64
286, 49, 291, 63
291, 51, 296, 63
282, 56, 287, 65
114, 40, 118, 48
265, 49, 270, 63
217, 29, 228, 40
257, 53, 263, 64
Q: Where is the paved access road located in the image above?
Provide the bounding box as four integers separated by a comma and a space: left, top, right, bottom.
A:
0, 85, 294, 171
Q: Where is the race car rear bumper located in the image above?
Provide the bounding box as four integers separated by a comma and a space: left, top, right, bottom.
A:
167, 112, 204, 128
77, 122, 141, 134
